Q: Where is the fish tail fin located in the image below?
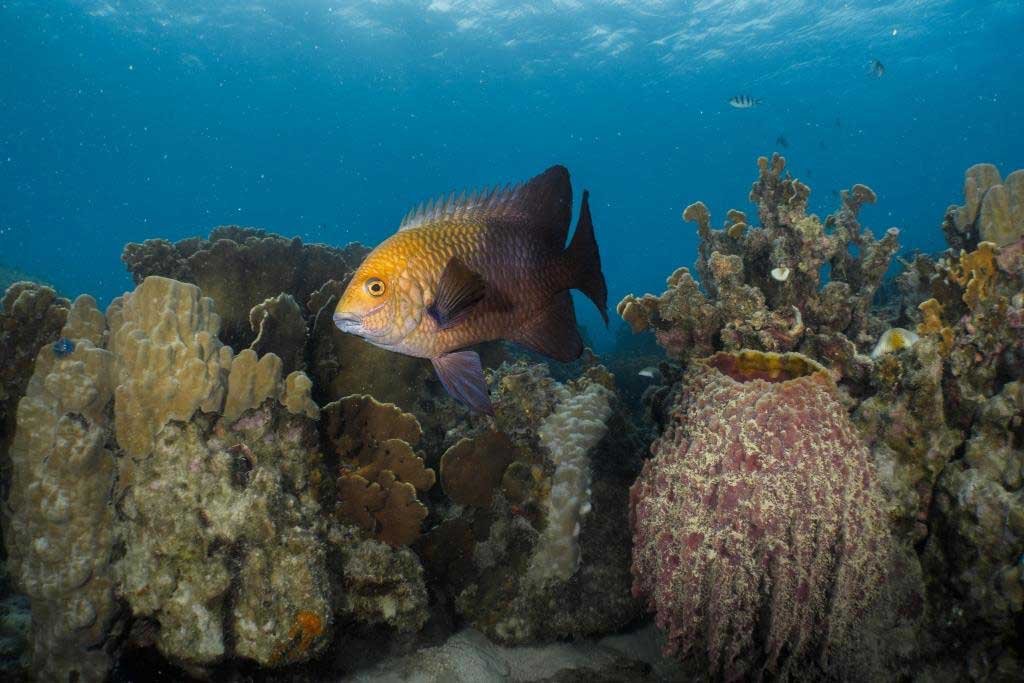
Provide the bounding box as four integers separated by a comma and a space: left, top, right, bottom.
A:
565, 190, 609, 326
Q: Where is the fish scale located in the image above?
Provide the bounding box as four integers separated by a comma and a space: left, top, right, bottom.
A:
333, 165, 607, 413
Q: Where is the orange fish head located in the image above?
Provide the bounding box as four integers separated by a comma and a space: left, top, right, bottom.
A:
333, 249, 420, 349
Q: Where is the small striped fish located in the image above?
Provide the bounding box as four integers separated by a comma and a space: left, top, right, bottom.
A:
728, 95, 760, 109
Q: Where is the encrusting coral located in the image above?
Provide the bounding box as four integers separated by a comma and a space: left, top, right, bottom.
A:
617, 154, 899, 389
630, 350, 892, 679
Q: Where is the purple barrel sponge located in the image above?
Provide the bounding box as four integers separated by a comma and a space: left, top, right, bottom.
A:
630, 350, 890, 679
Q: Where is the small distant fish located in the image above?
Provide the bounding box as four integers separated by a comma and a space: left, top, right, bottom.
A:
52, 337, 75, 357
334, 166, 608, 414
638, 366, 662, 382
819, 140, 827, 150
869, 59, 885, 78
776, 135, 789, 148
728, 95, 760, 109
834, 117, 842, 128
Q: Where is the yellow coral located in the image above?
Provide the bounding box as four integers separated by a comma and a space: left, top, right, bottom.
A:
950, 242, 998, 310
917, 298, 954, 355
616, 295, 650, 333
683, 201, 711, 236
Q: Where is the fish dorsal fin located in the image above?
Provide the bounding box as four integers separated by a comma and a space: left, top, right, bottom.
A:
427, 257, 486, 329
398, 166, 573, 248
511, 291, 583, 363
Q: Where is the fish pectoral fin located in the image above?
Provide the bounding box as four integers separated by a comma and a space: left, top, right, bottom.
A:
511, 292, 583, 363
432, 350, 494, 415
427, 257, 486, 329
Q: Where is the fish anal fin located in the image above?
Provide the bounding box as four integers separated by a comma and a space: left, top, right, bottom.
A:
512, 292, 583, 363
428, 257, 486, 329
432, 350, 494, 414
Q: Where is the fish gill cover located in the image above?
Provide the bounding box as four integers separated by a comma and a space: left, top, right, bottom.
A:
0, 1, 1023, 681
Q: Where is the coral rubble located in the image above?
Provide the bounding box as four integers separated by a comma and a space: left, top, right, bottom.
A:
630, 350, 891, 679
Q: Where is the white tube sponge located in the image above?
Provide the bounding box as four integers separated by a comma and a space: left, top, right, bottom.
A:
528, 381, 613, 584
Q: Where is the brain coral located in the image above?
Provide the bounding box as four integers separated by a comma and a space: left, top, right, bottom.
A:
630, 350, 890, 679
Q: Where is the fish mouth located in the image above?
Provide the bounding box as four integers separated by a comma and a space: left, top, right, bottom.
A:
333, 312, 362, 333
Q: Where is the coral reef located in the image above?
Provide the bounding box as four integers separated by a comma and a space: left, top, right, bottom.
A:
621, 156, 1024, 678
854, 337, 964, 542
420, 362, 642, 646
121, 226, 368, 352
333, 529, 430, 635
108, 276, 331, 668
943, 163, 1024, 250
617, 153, 899, 389
921, 379, 1024, 669
3, 295, 120, 681
324, 394, 435, 547
630, 350, 891, 679
0, 283, 70, 475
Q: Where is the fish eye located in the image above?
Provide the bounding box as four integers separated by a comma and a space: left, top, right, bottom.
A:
365, 278, 386, 297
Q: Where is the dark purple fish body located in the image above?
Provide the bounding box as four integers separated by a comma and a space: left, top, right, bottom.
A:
333, 165, 608, 414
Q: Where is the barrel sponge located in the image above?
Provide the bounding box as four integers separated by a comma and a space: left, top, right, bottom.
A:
630, 350, 890, 679
528, 380, 614, 584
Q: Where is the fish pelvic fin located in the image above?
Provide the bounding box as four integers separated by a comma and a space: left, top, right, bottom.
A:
432, 350, 494, 414
565, 190, 609, 325
512, 291, 583, 362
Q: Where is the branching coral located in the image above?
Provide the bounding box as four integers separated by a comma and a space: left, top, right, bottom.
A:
630, 350, 891, 679
618, 154, 898, 388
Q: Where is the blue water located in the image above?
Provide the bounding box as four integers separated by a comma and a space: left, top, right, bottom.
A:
2, 1, 1022, 349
